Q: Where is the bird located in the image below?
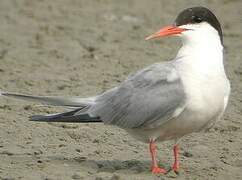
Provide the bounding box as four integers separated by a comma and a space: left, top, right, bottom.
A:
1, 6, 230, 174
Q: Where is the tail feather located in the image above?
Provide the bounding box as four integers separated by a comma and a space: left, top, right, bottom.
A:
1, 92, 94, 107
30, 108, 102, 123
1, 91, 102, 123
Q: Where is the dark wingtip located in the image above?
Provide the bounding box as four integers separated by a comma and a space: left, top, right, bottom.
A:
29, 115, 51, 122
29, 114, 102, 123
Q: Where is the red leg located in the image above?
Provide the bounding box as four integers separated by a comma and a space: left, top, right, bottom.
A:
149, 139, 167, 174
172, 144, 179, 174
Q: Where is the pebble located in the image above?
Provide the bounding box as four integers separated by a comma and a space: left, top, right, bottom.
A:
73, 156, 87, 163
0, 150, 14, 156
72, 172, 83, 179
183, 151, 193, 158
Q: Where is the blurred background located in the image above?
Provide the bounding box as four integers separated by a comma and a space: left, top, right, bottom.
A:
0, 0, 241, 179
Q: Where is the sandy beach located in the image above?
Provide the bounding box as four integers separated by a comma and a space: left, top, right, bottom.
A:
0, 0, 242, 179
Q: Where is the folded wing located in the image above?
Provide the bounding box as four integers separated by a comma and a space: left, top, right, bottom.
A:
89, 62, 186, 129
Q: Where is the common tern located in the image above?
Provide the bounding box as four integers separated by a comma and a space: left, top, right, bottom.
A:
1, 6, 230, 174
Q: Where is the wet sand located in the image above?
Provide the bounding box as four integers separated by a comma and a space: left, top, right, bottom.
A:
0, 0, 242, 179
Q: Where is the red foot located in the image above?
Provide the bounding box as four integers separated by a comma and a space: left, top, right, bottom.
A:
149, 139, 167, 175
151, 167, 167, 174
172, 164, 179, 174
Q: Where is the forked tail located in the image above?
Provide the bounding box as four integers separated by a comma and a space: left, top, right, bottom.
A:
1, 92, 101, 123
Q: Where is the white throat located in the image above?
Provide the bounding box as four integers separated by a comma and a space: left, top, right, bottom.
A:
176, 22, 224, 75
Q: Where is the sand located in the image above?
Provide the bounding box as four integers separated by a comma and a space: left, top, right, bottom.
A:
0, 0, 242, 179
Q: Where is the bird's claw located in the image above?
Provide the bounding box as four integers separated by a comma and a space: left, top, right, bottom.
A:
172, 164, 180, 175
151, 167, 167, 174
173, 169, 180, 175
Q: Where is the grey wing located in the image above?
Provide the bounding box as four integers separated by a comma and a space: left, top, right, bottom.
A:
88, 62, 186, 129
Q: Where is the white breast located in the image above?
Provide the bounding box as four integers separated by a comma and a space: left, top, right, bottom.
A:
173, 24, 230, 133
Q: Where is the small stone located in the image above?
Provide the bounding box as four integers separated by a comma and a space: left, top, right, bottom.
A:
75, 149, 81, 153
59, 144, 66, 147
183, 151, 193, 157
86, 46, 96, 52
92, 139, 99, 143
61, 124, 78, 129
43, 177, 55, 180
37, 160, 43, 163
94, 150, 100, 154
1, 150, 14, 156
24, 105, 32, 110
34, 150, 43, 155
72, 172, 83, 179
74, 156, 87, 163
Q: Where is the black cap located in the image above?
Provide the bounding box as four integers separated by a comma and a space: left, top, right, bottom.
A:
175, 7, 223, 43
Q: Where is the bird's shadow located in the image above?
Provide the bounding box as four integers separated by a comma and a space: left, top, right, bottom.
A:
89, 159, 151, 173
73, 157, 167, 174
45, 155, 167, 174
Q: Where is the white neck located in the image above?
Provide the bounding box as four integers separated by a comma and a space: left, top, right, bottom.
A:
175, 22, 224, 75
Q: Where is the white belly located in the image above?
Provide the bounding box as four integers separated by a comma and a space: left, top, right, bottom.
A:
126, 73, 230, 143
126, 99, 225, 143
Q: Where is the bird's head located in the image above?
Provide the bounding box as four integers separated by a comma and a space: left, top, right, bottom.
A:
146, 7, 223, 45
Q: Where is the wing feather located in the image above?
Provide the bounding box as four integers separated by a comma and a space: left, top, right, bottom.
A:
89, 62, 186, 129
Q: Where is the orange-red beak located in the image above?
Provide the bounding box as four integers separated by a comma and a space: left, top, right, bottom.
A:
145, 25, 188, 40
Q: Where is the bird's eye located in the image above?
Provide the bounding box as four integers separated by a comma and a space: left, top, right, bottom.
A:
191, 15, 203, 23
